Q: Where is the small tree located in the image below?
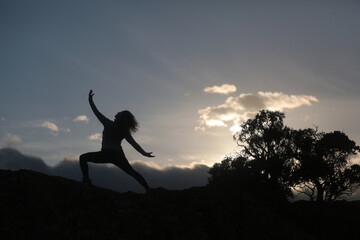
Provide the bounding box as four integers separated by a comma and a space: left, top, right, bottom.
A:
292, 129, 360, 201
208, 156, 256, 193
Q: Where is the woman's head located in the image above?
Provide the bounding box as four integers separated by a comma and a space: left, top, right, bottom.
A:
115, 110, 139, 133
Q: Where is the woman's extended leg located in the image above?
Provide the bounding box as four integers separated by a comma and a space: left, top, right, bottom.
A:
112, 152, 150, 191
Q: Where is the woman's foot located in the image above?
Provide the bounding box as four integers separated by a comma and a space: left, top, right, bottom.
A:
82, 177, 92, 185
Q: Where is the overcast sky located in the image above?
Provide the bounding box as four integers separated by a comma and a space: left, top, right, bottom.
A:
1, 0, 359, 173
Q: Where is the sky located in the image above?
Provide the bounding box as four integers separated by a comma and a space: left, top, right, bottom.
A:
1, 1, 360, 191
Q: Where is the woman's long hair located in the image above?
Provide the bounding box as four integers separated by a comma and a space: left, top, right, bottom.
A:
115, 110, 139, 133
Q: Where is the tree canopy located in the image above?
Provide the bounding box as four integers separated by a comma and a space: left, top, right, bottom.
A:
291, 129, 360, 201
208, 110, 360, 202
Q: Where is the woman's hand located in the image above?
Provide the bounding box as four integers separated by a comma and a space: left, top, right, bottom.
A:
144, 152, 155, 158
89, 89, 94, 99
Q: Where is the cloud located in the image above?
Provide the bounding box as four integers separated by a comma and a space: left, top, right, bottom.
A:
41, 121, 59, 135
62, 127, 71, 133
4, 133, 21, 148
204, 84, 237, 94
41, 121, 71, 135
88, 133, 102, 141
0, 148, 209, 193
74, 115, 89, 123
197, 91, 319, 133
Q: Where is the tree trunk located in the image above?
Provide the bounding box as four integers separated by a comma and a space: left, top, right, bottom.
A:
314, 179, 324, 201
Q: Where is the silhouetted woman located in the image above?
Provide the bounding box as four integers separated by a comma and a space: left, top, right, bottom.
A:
79, 90, 154, 191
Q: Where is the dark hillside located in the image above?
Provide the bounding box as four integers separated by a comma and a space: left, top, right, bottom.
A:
0, 169, 206, 240
1, 169, 359, 240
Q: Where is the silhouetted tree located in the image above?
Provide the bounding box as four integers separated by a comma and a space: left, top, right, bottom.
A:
233, 110, 294, 196
209, 110, 360, 202
208, 110, 295, 200
292, 129, 360, 201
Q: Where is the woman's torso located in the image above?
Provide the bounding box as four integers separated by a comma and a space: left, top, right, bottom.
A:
101, 122, 128, 151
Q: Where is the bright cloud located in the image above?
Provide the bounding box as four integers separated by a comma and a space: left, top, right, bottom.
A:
197, 91, 319, 133
203, 84, 237, 95
40, 121, 71, 136
74, 115, 89, 123
88, 133, 102, 141
41, 121, 59, 133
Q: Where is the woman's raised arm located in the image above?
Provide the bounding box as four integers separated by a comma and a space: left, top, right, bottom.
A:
88, 90, 109, 125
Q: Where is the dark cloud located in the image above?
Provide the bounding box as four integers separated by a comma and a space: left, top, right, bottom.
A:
234, 94, 266, 110
0, 148, 50, 174
0, 148, 210, 193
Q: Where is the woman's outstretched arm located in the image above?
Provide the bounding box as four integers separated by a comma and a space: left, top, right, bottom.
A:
88, 90, 110, 125
125, 134, 155, 158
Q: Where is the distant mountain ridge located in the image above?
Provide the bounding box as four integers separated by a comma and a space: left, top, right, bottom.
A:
0, 148, 210, 193
1, 169, 360, 240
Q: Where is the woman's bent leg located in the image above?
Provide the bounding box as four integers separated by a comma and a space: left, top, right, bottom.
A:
79, 153, 90, 179
79, 151, 108, 182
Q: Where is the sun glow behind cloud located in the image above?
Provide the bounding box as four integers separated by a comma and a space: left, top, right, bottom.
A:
197, 91, 319, 133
